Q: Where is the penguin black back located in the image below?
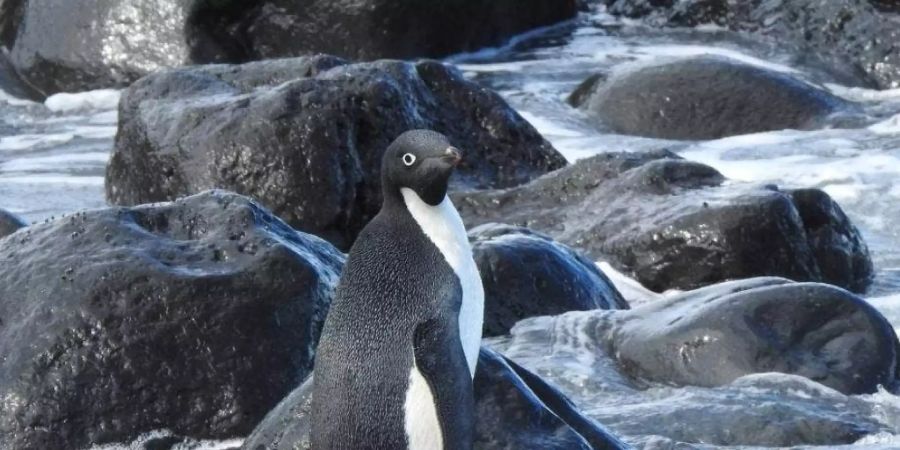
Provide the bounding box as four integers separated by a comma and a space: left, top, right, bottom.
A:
311, 130, 479, 450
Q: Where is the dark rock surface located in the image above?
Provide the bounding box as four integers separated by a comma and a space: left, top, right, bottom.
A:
241, 347, 629, 450
604, 278, 900, 395
107, 56, 566, 250
470, 223, 628, 337
603, 0, 900, 89
870, 0, 900, 12
0, 0, 25, 49
0, 190, 345, 449
7, 0, 194, 95
4, 0, 576, 95
568, 57, 853, 140
190, 0, 579, 63
454, 150, 873, 293
0, 207, 26, 238
0, 50, 42, 101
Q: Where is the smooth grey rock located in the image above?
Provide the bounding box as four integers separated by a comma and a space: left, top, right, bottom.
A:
568, 57, 853, 140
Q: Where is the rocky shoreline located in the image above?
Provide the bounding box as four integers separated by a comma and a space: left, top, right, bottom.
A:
1, 1, 899, 449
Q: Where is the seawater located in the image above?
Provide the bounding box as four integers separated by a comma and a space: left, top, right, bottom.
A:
3, 7, 900, 450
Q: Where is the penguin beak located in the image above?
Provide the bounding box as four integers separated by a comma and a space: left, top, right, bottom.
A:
441, 146, 462, 167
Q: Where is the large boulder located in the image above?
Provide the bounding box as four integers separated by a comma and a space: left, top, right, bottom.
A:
241, 347, 629, 450
0, 190, 345, 449
609, 279, 900, 395
189, 0, 579, 63
0, 208, 26, 238
600, 278, 900, 395
4, 0, 576, 95
0, 50, 42, 101
7, 0, 194, 95
470, 223, 628, 337
0, 0, 25, 49
455, 150, 874, 293
568, 57, 854, 140
604, 0, 900, 89
107, 56, 566, 250
503, 286, 897, 448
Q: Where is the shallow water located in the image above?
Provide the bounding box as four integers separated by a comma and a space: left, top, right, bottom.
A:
3, 6, 900, 450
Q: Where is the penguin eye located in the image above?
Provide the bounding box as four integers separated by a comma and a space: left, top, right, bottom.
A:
402, 153, 417, 166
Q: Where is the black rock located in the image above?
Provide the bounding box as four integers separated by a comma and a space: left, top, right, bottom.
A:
0, 207, 25, 238
0, 49, 42, 102
568, 56, 853, 140
5, 0, 576, 95
470, 223, 628, 337
870, 0, 900, 12
190, 0, 578, 63
604, 0, 900, 89
7, 0, 195, 95
107, 56, 566, 250
454, 150, 874, 293
605, 278, 900, 395
0, 0, 24, 49
241, 347, 629, 450
0, 190, 345, 449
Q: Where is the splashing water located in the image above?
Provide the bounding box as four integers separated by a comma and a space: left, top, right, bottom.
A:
2, 7, 900, 450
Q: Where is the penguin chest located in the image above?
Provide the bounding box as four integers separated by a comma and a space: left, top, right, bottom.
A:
401, 188, 485, 377
404, 363, 444, 450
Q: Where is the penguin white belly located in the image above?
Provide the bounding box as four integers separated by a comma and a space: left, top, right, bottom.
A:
400, 188, 485, 377
404, 364, 445, 450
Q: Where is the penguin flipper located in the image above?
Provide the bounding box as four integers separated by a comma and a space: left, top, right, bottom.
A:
413, 319, 475, 450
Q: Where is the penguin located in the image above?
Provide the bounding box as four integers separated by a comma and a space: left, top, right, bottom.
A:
310, 130, 484, 450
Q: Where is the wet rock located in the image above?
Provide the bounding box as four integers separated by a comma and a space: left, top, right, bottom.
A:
190, 0, 579, 63
241, 347, 629, 450
7, 0, 195, 95
568, 57, 853, 140
0, 0, 25, 49
604, 0, 900, 89
0, 208, 26, 238
0, 190, 345, 449
0, 50, 42, 102
501, 277, 899, 447
454, 150, 874, 293
107, 56, 565, 250
5, 0, 576, 95
870, 0, 900, 13
470, 223, 628, 337
605, 278, 900, 395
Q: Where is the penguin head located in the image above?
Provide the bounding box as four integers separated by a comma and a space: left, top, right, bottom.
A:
381, 130, 462, 206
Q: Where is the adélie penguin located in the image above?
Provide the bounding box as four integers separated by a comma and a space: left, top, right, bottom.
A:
311, 130, 485, 450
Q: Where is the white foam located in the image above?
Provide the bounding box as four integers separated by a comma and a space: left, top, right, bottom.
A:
596, 261, 662, 306
0, 133, 75, 151
45, 89, 121, 113
827, 83, 900, 102
870, 113, 900, 135
0, 174, 105, 186
627, 44, 802, 74
867, 294, 900, 338
0, 152, 110, 172
854, 432, 900, 446
446, 18, 577, 64
87, 430, 243, 450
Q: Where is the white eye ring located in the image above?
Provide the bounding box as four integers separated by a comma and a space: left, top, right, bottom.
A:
402, 153, 416, 166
